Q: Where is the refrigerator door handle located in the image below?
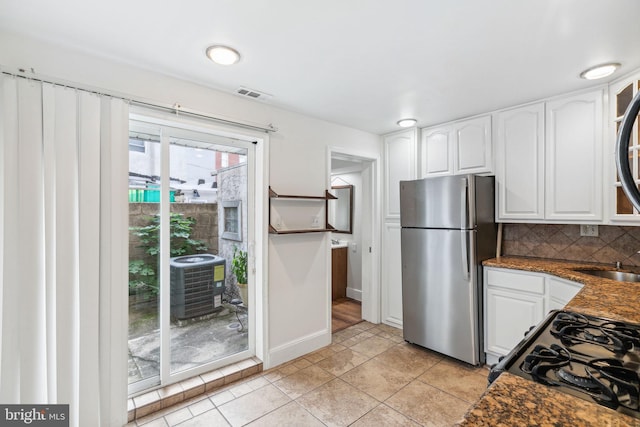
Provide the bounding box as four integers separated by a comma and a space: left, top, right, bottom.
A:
460, 177, 468, 228
461, 231, 470, 281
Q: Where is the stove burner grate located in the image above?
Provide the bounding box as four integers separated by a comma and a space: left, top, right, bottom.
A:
550, 312, 640, 354
519, 343, 640, 410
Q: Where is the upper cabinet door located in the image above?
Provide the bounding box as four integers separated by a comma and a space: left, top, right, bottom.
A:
420, 126, 453, 178
454, 115, 492, 175
545, 90, 603, 221
384, 129, 417, 219
495, 103, 545, 220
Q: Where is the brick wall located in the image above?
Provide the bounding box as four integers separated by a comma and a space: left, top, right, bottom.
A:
129, 202, 219, 261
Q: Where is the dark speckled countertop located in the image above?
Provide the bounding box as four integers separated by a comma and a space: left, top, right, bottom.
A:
457, 256, 640, 427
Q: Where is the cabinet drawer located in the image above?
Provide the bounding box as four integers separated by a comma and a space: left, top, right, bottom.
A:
486, 268, 545, 294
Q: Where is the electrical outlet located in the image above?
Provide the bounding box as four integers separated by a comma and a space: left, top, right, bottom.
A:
311, 215, 320, 228
580, 225, 598, 237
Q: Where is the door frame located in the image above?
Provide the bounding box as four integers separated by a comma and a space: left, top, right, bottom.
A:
327, 147, 381, 323
127, 109, 269, 393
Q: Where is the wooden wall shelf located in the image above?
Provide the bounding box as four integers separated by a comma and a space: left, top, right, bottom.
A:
269, 186, 337, 234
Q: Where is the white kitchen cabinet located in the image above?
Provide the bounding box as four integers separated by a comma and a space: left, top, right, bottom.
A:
484, 268, 545, 359
545, 90, 603, 221
384, 129, 417, 219
420, 126, 453, 177
484, 267, 584, 364
547, 276, 583, 311
495, 103, 545, 221
495, 89, 604, 223
419, 115, 492, 178
381, 222, 403, 328
454, 115, 492, 175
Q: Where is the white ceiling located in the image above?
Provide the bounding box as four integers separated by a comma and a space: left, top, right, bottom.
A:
1, 0, 639, 135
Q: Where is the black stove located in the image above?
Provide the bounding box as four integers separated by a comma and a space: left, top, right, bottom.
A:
489, 310, 640, 419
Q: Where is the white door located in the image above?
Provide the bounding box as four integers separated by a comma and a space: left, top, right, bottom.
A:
127, 115, 256, 395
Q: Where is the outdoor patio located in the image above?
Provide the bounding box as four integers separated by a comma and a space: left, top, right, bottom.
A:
128, 302, 249, 384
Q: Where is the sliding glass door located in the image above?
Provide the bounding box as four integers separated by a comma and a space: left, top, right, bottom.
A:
127, 115, 254, 395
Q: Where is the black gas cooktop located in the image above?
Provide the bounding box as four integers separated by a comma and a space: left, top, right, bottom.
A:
489, 310, 640, 419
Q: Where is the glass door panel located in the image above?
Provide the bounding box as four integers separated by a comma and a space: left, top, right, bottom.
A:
167, 131, 249, 376
128, 117, 253, 395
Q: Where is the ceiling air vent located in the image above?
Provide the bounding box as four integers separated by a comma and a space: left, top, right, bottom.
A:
236, 86, 273, 101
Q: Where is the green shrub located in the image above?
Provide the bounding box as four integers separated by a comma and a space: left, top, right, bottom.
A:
129, 213, 208, 296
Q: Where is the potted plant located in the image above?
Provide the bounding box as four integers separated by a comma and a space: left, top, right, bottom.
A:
232, 246, 248, 306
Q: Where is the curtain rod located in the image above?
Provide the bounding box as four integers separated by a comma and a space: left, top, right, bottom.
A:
1, 69, 278, 134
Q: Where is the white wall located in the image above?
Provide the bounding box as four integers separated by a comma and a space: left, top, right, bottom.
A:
0, 31, 382, 368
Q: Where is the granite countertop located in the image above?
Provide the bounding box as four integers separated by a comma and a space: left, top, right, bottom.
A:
457, 256, 640, 427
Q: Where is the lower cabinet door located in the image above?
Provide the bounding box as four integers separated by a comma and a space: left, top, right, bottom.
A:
485, 287, 544, 356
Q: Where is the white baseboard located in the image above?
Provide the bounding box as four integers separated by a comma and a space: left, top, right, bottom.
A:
267, 329, 331, 369
346, 287, 362, 301
382, 316, 403, 330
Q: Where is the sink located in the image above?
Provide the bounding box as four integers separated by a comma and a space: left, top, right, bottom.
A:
573, 269, 640, 282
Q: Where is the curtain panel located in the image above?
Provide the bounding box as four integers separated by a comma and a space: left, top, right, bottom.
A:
0, 75, 129, 426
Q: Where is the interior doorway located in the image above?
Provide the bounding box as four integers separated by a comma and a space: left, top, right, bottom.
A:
328, 150, 378, 330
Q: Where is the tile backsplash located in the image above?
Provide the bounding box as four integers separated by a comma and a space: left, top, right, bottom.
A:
501, 224, 640, 267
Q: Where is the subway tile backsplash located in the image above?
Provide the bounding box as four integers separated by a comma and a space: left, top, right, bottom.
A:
501, 224, 640, 267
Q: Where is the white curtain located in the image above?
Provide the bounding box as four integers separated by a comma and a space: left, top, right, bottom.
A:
0, 75, 129, 426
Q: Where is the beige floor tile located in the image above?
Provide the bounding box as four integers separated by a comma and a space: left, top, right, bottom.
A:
340, 358, 415, 401
273, 365, 335, 399
246, 401, 325, 426
350, 404, 421, 427
297, 378, 379, 427
340, 331, 375, 348
210, 390, 235, 407
229, 382, 254, 398
332, 328, 360, 344
188, 398, 215, 417
349, 335, 396, 358
164, 407, 192, 426
138, 417, 169, 427
303, 347, 336, 364
386, 380, 471, 426
418, 359, 489, 403
373, 343, 441, 378
217, 384, 290, 426
315, 348, 369, 376
175, 409, 229, 427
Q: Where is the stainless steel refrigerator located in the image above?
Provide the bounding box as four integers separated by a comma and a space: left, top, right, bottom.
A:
399, 175, 496, 366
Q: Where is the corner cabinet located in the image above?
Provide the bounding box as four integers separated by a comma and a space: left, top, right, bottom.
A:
268, 187, 337, 234
484, 267, 583, 365
419, 115, 492, 178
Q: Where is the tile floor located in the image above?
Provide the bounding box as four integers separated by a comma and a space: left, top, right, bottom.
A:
126, 321, 489, 427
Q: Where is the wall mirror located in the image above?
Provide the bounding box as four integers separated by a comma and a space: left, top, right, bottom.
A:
329, 185, 353, 234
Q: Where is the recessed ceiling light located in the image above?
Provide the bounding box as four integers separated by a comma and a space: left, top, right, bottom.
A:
397, 118, 417, 128
206, 45, 241, 65
579, 63, 620, 80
